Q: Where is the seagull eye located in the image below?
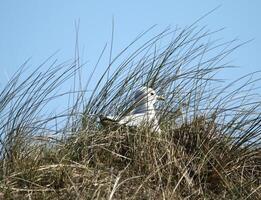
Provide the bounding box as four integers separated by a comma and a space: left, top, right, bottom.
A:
150, 92, 154, 95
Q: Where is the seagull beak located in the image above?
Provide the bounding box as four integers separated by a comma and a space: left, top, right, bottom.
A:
157, 95, 165, 101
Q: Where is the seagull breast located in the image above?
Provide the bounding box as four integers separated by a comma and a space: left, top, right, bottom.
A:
118, 87, 164, 132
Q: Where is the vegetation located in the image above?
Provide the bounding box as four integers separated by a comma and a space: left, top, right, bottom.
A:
0, 23, 260, 199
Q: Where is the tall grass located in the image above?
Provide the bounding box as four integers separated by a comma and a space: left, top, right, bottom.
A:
0, 23, 260, 199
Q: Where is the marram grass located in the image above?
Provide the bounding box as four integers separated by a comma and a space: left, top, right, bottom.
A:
0, 25, 260, 199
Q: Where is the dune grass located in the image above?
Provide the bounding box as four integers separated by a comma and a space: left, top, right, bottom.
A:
0, 24, 260, 199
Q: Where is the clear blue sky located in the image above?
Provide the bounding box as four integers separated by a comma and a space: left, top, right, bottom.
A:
0, 0, 260, 87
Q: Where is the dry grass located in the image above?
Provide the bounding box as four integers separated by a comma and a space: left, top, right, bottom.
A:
0, 23, 260, 199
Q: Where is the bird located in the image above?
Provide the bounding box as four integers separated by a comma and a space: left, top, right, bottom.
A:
99, 87, 165, 133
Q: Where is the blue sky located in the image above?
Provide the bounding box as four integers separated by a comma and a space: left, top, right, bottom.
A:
0, 0, 260, 87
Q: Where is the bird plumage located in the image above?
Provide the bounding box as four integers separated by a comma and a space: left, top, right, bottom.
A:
99, 87, 164, 133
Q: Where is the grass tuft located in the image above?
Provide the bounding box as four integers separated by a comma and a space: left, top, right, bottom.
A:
0, 24, 260, 199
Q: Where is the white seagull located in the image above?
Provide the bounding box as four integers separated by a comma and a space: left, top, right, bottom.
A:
99, 87, 165, 133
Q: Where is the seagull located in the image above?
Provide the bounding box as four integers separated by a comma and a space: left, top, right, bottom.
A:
99, 87, 165, 133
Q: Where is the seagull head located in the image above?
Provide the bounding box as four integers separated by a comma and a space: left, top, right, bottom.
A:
134, 87, 165, 109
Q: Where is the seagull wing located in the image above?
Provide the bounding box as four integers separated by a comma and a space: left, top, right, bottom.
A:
99, 115, 119, 127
